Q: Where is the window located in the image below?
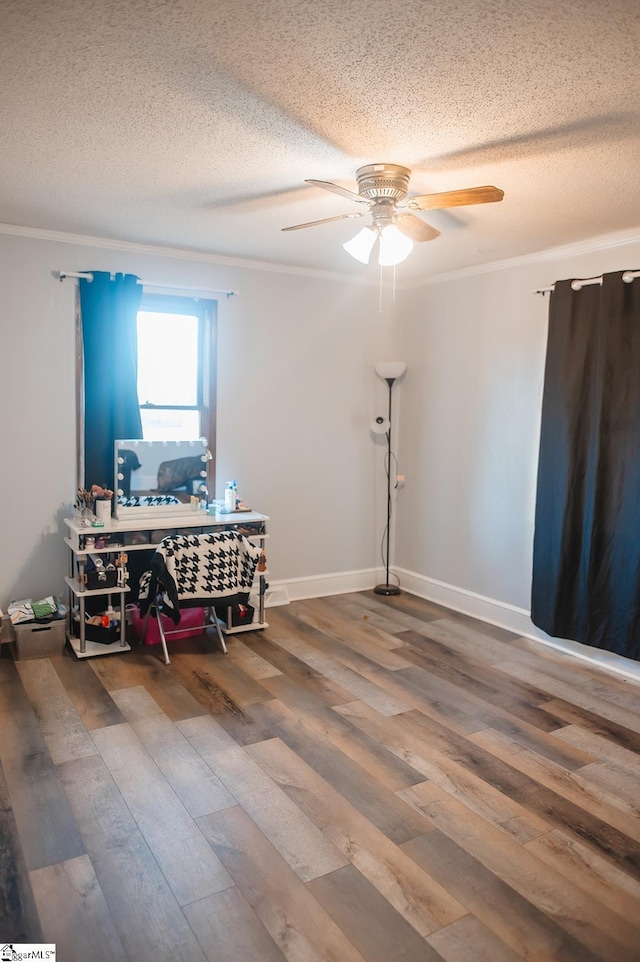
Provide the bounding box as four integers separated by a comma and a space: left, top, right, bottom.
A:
136, 294, 217, 448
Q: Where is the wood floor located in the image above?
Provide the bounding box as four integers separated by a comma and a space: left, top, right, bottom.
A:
1, 591, 640, 961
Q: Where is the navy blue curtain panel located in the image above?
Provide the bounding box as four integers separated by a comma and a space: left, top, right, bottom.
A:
531, 270, 640, 661
79, 271, 143, 490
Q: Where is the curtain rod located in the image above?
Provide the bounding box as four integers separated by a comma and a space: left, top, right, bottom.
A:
55, 270, 236, 298
534, 269, 640, 295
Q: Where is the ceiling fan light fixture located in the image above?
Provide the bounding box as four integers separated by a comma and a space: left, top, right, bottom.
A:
343, 226, 378, 264
285, 165, 503, 269
378, 224, 413, 266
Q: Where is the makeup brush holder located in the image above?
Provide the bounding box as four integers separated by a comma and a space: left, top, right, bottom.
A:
94, 499, 112, 523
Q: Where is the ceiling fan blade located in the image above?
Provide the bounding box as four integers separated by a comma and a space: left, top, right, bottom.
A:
305, 179, 373, 205
407, 185, 504, 211
281, 210, 367, 232
396, 213, 441, 242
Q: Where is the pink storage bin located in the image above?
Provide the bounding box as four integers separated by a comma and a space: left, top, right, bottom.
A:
128, 605, 206, 645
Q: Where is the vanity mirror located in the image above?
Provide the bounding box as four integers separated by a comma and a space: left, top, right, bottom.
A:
114, 438, 212, 518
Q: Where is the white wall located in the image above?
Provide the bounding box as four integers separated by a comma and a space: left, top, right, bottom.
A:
0, 230, 393, 608
393, 235, 640, 677
394, 266, 546, 609
4, 224, 640, 679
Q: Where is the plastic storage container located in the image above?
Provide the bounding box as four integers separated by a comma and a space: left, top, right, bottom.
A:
128, 605, 206, 645
70, 617, 120, 645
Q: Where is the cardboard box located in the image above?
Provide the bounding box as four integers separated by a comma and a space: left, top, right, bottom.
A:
13, 618, 67, 659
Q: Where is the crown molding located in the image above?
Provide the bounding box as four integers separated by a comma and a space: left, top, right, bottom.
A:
399, 226, 640, 290
0, 222, 373, 285
3, 219, 639, 292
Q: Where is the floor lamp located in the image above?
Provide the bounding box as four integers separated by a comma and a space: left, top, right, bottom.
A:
373, 361, 407, 595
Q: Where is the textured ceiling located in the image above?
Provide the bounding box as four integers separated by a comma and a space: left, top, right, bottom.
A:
1, 0, 639, 281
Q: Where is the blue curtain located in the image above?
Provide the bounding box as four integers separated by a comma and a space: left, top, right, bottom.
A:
531, 271, 640, 661
79, 272, 143, 490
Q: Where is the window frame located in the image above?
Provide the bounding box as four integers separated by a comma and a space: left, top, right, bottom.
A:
136, 292, 217, 494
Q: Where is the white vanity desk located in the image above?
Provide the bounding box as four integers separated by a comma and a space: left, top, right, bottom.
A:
64, 510, 269, 659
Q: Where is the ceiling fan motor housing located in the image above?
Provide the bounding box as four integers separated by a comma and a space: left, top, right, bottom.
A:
356, 164, 411, 202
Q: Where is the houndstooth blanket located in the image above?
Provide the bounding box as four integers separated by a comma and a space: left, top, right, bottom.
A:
139, 531, 261, 623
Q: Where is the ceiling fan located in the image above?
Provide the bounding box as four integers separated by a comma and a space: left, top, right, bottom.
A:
282, 163, 504, 266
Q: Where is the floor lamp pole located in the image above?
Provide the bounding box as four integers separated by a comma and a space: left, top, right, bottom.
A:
374, 376, 401, 596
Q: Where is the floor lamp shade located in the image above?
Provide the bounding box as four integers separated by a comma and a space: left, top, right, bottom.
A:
373, 362, 406, 595
374, 361, 407, 382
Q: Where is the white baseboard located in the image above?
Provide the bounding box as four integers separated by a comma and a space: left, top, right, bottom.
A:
269, 564, 640, 682
269, 568, 381, 604
394, 566, 640, 683
267, 568, 640, 681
